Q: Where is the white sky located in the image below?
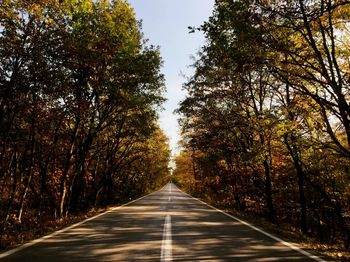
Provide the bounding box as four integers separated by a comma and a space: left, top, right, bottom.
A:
128, 0, 215, 156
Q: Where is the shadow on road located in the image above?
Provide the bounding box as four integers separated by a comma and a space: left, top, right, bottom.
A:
1, 185, 321, 262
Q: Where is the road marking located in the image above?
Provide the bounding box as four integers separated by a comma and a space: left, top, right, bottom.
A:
0, 185, 168, 260
160, 215, 173, 262
177, 186, 326, 262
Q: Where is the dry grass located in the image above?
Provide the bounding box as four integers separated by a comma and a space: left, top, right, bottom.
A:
0, 207, 107, 251
213, 202, 350, 262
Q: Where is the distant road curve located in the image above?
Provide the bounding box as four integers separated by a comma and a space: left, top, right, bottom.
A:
0, 183, 326, 261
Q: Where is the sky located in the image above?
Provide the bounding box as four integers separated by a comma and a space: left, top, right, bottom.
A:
128, 0, 215, 156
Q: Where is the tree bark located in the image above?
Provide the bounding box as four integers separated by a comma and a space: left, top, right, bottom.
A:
263, 158, 275, 223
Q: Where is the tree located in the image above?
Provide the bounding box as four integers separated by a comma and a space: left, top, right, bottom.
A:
177, 0, 350, 247
0, 0, 168, 243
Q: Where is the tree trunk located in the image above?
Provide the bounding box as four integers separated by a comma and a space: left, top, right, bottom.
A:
263, 158, 275, 223
67, 133, 94, 214
284, 135, 308, 234
2, 150, 20, 231
18, 112, 36, 222
295, 160, 307, 234
17, 171, 33, 222
59, 121, 79, 217
304, 173, 350, 248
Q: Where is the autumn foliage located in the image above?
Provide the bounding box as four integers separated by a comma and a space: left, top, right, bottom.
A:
0, 0, 170, 247
176, 0, 350, 249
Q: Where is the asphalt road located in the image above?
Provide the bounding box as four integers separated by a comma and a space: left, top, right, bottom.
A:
0, 183, 326, 262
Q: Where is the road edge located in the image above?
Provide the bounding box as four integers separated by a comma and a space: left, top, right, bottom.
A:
177, 185, 327, 262
0, 185, 167, 259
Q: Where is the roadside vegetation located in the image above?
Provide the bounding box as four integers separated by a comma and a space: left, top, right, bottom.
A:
175, 0, 350, 260
0, 0, 170, 250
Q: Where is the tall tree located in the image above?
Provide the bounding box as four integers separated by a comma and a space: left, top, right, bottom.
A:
0, 0, 168, 242
177, 0, 350, 247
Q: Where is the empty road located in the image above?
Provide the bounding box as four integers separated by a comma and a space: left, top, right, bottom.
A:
0, 183, 325, 261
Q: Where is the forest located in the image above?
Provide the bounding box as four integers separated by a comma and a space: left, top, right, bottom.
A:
175, 0, 350, 252
0, 0, 170, 248
2, 0, 350, 258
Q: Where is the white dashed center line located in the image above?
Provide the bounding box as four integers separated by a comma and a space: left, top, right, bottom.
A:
160, 215, 172, 262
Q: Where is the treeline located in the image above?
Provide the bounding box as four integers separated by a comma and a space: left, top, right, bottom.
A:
177, 0, 350, 248
0, 0, 169, 236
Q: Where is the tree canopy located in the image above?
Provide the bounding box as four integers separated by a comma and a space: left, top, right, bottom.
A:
177, 0, 350, 248
0, 0, 170, 245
